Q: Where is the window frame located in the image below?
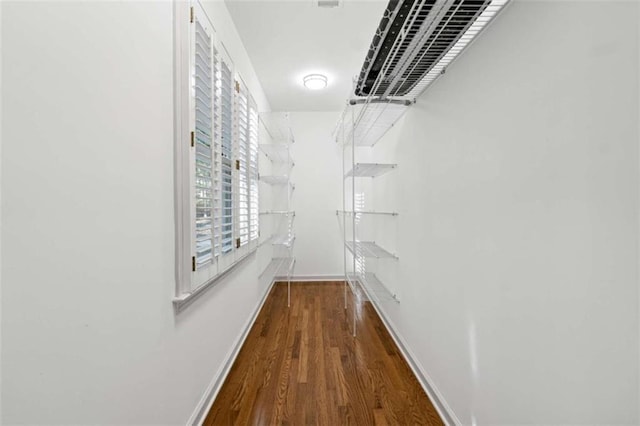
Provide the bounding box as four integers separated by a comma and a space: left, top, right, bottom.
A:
173, 0, 260, 312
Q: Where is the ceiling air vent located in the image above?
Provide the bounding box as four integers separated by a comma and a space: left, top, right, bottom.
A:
356, 0, 508, 98
317, 0, 340, 7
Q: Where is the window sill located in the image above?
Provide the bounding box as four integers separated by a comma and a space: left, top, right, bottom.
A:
173, 248, 257, 314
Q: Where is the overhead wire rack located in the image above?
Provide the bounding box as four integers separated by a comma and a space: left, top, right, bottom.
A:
336, 0, 510, 336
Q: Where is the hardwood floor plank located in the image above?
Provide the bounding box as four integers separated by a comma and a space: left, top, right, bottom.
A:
205, 281, 443, 425
330, 347, 349, 407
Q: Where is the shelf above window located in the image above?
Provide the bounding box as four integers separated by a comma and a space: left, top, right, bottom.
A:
345, 241, 397, 259
344, 163, 397, 178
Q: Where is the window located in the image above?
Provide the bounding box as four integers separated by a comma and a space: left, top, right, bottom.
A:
174, 1, 261, 307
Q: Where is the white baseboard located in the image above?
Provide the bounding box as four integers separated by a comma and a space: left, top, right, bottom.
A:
355, 280, 461, 426
187, 278, 277, 425
274, 274, 345, 282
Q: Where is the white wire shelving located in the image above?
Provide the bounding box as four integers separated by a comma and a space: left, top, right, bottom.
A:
260, 257, 296, 280
337, 210, 398, 216
345, 241, 397, 259
260, 210, 295, 216
348, 273, 399, 303
333, 1, 510, 148
344, 102, 411, 147
259, 143, 294, 165
335, 0, 510, 336
261, 112, 295, 144
260, 175, 290, 185
272, 234, 295, 248
362, 273, 399, 303
338, 107, 400, 337
259, 112, 296, 307
345, 163, 397, 178
257, 233, 275, 248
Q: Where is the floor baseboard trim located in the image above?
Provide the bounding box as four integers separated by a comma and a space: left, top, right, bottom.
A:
274, 274, 345, 282
187, 278, 277, 426
356, 281, 461, 426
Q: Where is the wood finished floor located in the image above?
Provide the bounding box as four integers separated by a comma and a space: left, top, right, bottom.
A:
205, 282, 443, 426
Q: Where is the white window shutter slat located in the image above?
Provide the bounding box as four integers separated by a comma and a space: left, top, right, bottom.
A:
235, 80, 250, 247
220, 58, 234, 254
248, 100, 259, 242
192, 7, 214, 269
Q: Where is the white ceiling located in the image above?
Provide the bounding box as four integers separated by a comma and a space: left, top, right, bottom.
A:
225, 0, 387, 112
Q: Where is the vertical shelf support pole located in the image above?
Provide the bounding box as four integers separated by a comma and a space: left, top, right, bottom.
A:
287, 135, 291, 308
351, 107, 357, 338
341, 120, 347, 311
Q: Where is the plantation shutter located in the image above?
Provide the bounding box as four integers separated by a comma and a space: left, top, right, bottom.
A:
235, 80, 250, 247
220, 57, 234, 254
192, 5, 214, 269
212, 42, 222, 258
178, 0, 264, 300
248, 99, 259, 241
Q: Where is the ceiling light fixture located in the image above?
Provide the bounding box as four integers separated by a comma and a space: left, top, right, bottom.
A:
303, 74, 328, 90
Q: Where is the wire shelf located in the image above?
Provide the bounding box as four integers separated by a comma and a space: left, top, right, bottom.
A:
260, 175, 292, 186
333, 1, 509, 149
345, 241, 397, 259
345, 274, 359, 296
361, 273, 399, 303
257, 234, 275, 248
259, 111, 295, 308
337, 210, 398, 216
260, 257, 295, 279
260, 112, 295, 144
345, 102, 410, 147
348, 273, 399, 303
259, 144, 292, 164
275, 257, 296, 279
260, 210, 295, 216
273, 234, 295, 248
259, 257, 283, 279
404, 0, 510, 99
345, 163, 397, 178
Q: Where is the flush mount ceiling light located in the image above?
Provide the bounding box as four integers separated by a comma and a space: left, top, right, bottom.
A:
303, 74, 328, 90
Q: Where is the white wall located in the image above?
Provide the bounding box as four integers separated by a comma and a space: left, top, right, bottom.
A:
289, 112, 344, 278
0, 0, 4, 418
367, 0, 639, 424
1, 1, 273, 423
